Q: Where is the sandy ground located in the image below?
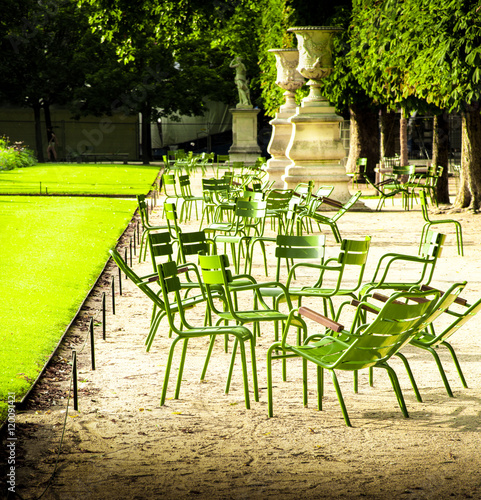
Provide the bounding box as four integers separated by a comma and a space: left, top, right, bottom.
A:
2, 172, 481, 500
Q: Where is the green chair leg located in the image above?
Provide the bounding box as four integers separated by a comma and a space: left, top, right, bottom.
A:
174, 338, 189, 399
330, 370, 352, 427
379, 363, 410, 419
427, 346, 454, 397
160, 336, 183, 406
442, 340, 468, 388
395, 352, 423, 402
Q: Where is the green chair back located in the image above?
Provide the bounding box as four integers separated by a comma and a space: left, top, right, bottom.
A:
147, 231, 174, 270
177, 230, 212, 264
331, 291, 437, 370
136, 194, 150, 228
274, 234, 326, 282
163, 202, 182, 240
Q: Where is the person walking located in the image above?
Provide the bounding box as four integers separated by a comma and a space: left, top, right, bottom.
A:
47, 128, 58, 161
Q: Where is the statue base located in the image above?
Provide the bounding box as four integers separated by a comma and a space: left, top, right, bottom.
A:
228, 108, 262, 165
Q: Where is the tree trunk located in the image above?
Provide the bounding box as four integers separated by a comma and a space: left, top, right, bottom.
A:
346, 104, 380, 181
33, 101, 45, 163
141, 105, 152, 165
400, 109, 408, 166
431, 113, 450, 204
380, 107, 397, 158
454, 108, 481, 211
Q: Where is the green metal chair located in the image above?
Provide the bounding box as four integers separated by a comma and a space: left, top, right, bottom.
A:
422, 165, 443, 207
109, 248, 210, 352
412, 283, 481, 396
157, 261, 259, 409
162, 172, 184, 208
267, 289, 440, 426
357, 281, 467, 402
199, 177, 233, 228
347, 157, 367, 190
291, 181, 315, 217
381, 165, 416, 203
264, 189, 294, 233
300, 191, 362, 242
198, 253, 307, 342
178, 174, 203, 222
360, 231, 446, 297
136, 194, 170, 262
363, 173, 410, 211
419, 190, 463, 256
294, 185, 335, 235
261, 236, 371, 320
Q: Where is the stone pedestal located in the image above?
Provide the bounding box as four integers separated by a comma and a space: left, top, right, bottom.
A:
266, 111, 295, 188
266, 48, 305, 188
284, 99, 351, 202
283, 26, 355, 204
228, 108, 262, 164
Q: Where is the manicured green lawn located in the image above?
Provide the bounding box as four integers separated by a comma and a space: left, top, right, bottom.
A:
0, 163, 160, 195
0, 196, 138, 421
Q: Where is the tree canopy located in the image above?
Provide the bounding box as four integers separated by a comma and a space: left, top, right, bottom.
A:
350, 0, 481, 112
350, 0, 481, 208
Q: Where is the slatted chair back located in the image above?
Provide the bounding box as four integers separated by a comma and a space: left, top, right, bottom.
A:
177, 230, 212, 265
330, 291, 438, 369
274, 234, 327, 282
147, 231, 175, 271
306, 191, 362, 243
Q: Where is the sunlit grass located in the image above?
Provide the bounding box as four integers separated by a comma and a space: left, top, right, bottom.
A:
0, 196, 137, 421
0, 163, 160, 195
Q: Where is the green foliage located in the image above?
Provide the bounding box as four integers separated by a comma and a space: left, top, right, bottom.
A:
350, 0, 481, 112
0, 197, 137, 420
319, 5, 375, 117
258, 0, 298, 116
0, 136, 37, 170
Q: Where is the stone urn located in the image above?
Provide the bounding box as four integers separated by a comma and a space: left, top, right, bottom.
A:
266, 49, 305, 188
293, 26, 341, 104
284, 26, 353, 204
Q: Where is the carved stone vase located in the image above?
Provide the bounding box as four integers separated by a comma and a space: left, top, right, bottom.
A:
284, 26, 352, 203
266, 49, 305, 188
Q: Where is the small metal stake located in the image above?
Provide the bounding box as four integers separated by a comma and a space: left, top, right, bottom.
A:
72, 350, 78, 411
89, 318, 96, 370
111, 276, 116, 315
118, 262, 123, 295
102, 292, 106, 340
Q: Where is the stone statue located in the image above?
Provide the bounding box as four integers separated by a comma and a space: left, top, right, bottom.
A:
230, 56, 252, 108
